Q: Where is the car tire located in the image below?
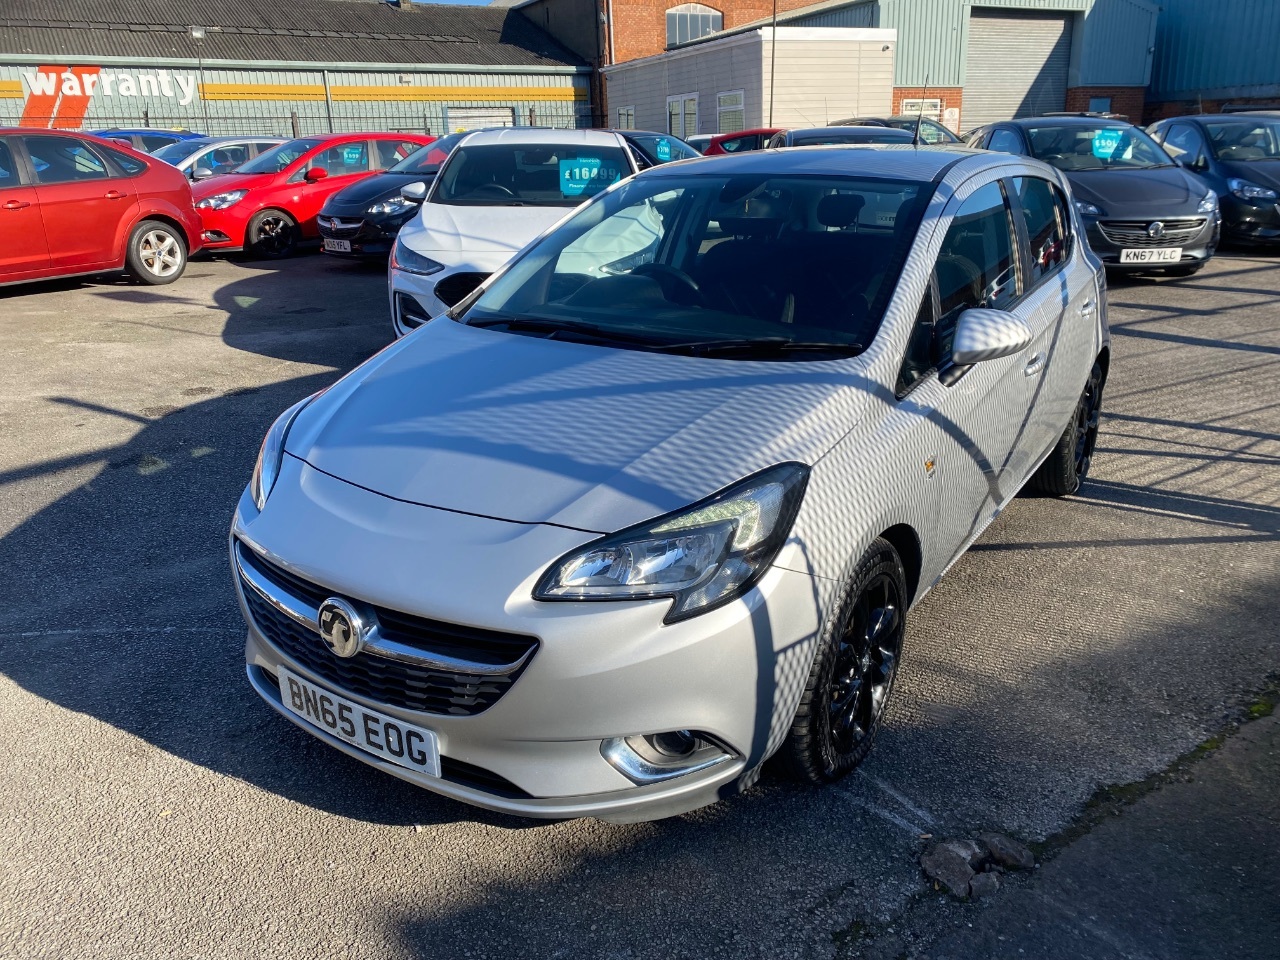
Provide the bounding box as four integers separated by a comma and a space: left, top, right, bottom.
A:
777, 538, 907, 784
125, 220, 187, 285
1027, 360, 1104, 497
245, 209, 298, 259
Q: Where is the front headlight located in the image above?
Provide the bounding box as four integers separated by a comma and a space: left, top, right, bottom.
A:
534, 463, 809, 623
1074, 200, 1102, 217
248, 396, 314, 511
368, 195, 415, 217
1228, 178, 1279, 202
196, 189, 248, 210
390, 238, 445, 276
1197, 190, 1219, 214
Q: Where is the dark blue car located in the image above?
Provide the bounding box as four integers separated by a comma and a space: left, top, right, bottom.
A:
89, 128, 206, 153
1148, 113, 1280, 247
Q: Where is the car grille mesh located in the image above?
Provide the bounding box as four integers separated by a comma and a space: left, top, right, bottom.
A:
1098, 218, 1205, 247
434, 272, 489, 307
238, 548, 537, 716
320, 217, 364, 237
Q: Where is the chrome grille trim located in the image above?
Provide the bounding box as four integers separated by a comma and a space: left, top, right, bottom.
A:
1098, 218, 1206, 246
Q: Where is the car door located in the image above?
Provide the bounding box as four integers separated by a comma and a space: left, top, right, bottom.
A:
285, 140, 373, 237
893, 177, 1030, 567
23, 134, 138, 269
0, 137, 51, 279
1003, 174, 1095, 481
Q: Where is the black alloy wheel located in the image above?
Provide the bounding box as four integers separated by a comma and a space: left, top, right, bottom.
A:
1072, 363, 1103, 481
246, 210, 298, 259
779, 538, 907, 783
1027, 359, 1105, 497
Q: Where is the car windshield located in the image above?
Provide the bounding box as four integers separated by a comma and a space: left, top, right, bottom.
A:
461, 172, 931, 360
1026, 124, 1172, 171
1204, 119, 1280, 161
235, 138, 323, 174
152, 140, 207, 163
791, 132, 911, 146
432, 142, 630, 206
389, 132, 466, 174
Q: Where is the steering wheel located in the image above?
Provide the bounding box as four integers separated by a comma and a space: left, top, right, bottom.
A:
469, 182, 515, 199
630, 263, 703, 306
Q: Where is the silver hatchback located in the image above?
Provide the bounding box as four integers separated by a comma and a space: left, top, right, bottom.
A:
232, 145, 1108, 822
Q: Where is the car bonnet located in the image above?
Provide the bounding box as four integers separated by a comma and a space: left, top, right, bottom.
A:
284, 319, 868, 533
1218, 158, 1280, 193
1067, 164, 1208, 213
402, 200, 571, 255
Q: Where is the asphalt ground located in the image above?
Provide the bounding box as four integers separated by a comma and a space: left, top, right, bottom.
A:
1, 248, 1277, 960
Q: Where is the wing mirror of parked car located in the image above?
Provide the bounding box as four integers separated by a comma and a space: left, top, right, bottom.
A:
192, 166, 215, 180
304, 167, 329, 182
951, 308, 1034, 365
400, 181, 428, 202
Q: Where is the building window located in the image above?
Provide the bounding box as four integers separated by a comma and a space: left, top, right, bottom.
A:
667, 94, 697, 139
717, 90, 744, 134
900, 98, 942, 120
666, 3, 722, 47
617, 106, 636, 129
1088, 96, 1113, 114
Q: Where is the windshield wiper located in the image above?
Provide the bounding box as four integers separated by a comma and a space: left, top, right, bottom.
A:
663, 337, 864, 358
466, 315, 680, 347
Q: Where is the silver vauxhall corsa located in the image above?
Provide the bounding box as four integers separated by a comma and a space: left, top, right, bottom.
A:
233, 146, 1109, 822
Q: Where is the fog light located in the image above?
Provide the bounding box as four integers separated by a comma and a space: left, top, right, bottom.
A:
602, 731, 736, 785
396, 291, 432, 329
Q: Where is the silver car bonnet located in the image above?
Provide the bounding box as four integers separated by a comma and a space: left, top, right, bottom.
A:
286, 319, 870, 532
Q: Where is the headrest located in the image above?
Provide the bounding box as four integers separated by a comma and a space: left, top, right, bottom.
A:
817, 193, 865, 229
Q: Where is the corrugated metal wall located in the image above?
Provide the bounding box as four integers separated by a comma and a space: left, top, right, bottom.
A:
1071, 0, 1156, 87
787, 1, 879, 31
0, 61, 590, 133
964, 10, 1072, 126
1150, 0, 1280, 100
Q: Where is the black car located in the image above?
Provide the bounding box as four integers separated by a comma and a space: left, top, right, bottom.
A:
616, 130, 701, 168
766, 126, 915, 148
969, 116, 1220, 275
829, 115, 961, 144
317, 132, 465, 259
1147, 113, 1280, 246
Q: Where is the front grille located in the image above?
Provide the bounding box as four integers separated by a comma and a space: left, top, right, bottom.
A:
319, 216, 364, 237
1098, 218, 1205, 247
238, 547, 537, 716
434, 271, 489, 308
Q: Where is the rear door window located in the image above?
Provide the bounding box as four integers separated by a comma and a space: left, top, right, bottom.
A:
1012, 176, 1069, 285
0, 140, 20, 188
375, 139, 423, 169
23, 136, 111, 184
140, 135, 181, 152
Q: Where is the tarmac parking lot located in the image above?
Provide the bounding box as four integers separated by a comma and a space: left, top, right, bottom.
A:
1, 249, 1277, 959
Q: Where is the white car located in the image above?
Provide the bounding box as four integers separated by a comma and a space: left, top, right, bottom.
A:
388, 127, 640, 336
235, 145, 1108, 823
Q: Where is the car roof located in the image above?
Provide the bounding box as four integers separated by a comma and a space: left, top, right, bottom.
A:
180, 135, 287, 145
458, 127, 624, 147
644, 143, 990, 180
787, 126, 914, 138
1003, 116, 1136, 128
712, 127, 781, 139
1156, 113, 1280, 123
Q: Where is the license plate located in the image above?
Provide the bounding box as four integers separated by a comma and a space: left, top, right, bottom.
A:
277, 666, 441, 777
1120, 247, 1181, 264
323, 238, 352, 253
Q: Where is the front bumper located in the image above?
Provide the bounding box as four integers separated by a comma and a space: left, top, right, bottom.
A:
317, 213, 409, 259
233, 459, 823, 822
389, 260, 495, 338
1220, 196, 1280, 245
1083, 212, 1220, 271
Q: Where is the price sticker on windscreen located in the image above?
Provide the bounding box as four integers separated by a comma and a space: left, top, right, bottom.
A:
560, 157, 622, 198
1092, 128, 1123, 159
655, 138, 672, 162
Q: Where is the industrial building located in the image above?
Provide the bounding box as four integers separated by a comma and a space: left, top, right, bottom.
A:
0, 0, 592, 136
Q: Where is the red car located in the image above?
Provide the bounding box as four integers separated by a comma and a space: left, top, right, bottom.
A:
0, 128, 202, 288
702, 128, 783, 156
192, 132, 434, 258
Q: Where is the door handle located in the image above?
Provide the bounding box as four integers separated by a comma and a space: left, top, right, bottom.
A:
3, 200, 31, 210
1079, 299, 1096, 317
105, 190, 126, 200
1024, 353, 1046, 377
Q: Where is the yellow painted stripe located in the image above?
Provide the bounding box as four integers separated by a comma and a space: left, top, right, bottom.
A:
0, 80, 23, 99
199, 83, 327, 102
329, 85, 586, 103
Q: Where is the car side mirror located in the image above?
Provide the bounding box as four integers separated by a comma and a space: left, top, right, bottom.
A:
400, 181, 427, 202
951, 308, 1033, 365
304, 166, 329, 182
192, 166, 214, 180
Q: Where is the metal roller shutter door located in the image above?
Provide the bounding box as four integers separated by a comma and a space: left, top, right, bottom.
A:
964, 10, 1072, 129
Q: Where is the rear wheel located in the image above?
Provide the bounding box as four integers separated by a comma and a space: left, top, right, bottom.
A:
125, 220, 187, 285
778, 539, 907, 783
245, 209, 298, 259
1027, 360, 1104, 497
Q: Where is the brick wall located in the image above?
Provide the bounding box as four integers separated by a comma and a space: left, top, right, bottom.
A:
1144, 95, 1280, 124
891, 86, 962, 130
1064, 86, 1146, 122
609, 0, 817, 64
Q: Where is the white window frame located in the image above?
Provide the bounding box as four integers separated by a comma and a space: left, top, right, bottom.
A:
666, 93, 698, 139
900, 98, 942, 120
716, 89, 745, 134
617, 106, 636, 130
666, 3, 723, 48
